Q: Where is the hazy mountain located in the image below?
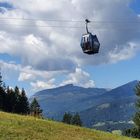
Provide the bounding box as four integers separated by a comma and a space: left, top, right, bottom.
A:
80, 80, 138, 131
31, 84, 108, 120
30, 80, 138, 131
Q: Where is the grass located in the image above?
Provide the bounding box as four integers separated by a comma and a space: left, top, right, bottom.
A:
0, 111, 138, 140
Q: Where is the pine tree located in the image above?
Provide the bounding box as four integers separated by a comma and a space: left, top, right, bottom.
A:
30, 98, 42, 117
18, 88, 29, 114
125, 81, 140, 138
0, 72, 6, 111
62, 112, 72, 124
5, 87, 15, 112
14, 86, 21, 113
132, 81, 140, 138
0, 72, 30, 115
72, 113, 82, 126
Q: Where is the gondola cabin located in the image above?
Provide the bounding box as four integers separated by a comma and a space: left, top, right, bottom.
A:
81, 33, 100, 55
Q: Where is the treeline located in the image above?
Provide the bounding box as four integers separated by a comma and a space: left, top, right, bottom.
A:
0, 85, 29, 114
62, 112, 82, 126
0, 73, 42, 117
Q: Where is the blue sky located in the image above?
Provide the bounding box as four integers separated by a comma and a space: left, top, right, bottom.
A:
130, 0, 140, 14
84, 53, 140, 88
0, 0, 140, 96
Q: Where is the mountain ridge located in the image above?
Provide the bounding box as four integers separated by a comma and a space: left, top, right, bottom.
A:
30, 80, 139, 131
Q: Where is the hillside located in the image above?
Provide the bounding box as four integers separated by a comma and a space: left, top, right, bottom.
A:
31, 80, 138, 131
30, 84, 108, 120
80, 80, 138, 131
0, 112, 137, 140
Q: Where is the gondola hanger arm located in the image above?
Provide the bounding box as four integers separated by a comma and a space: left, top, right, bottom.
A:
85, 19, 91, 33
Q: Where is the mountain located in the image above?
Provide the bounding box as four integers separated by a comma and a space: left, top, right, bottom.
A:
0, 111, 135, 140
31, 84, 108, 120
80, 80, 138, 131
30, 80, 138, 131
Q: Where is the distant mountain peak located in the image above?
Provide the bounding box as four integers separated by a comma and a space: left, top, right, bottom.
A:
127, 80, 139, 84
62, 84, 74, 87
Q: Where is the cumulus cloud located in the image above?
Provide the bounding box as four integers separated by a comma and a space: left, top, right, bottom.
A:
29, 67, 95, 91
18, 72, 35, 81
108, 42, 139, 63
0, 60, 69, 92
61, 68, 95, 88
0, 0, 139, 69
30, 79, 56, 91
0, 60, 66, 84
0, 0, 140, 91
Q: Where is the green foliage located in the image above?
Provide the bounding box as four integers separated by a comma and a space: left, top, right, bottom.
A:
135, 82, 140, 97
124, 127, 140, 138
14, 88, 30, 114
5, 87, 16, 112
0, 72, 43, 117
72, 113, 82, 126
20, 88, 30, 114
124, 81, 140, 138
0, 72, 6, 110
62, 112, 72, 124
0, 72, 29, 115
133, 81, 140, 138
30, 98, 42, 117
62, 112, 82, 126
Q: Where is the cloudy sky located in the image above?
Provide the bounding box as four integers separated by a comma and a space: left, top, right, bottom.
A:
0, 0, 140, 96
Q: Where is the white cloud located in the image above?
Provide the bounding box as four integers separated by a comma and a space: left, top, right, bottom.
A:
0, 0, 140, 91
0, 60, 67, 83
108, 42, 139, 63
30, 79, 56, 91
0, 0, 139, 70
0, 60, 95, 91
18, 72, 35, 81
61, 68, 95, 88
0, 60, 19, 71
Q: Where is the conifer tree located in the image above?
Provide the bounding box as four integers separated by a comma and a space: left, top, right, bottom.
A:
17, 89, 29, 115
6, 87, 15, 112
125, 81, 140, 138
18, 88, 29, 114
0, 72, 6, 110
132, 81, 140, 138
72, 113, 82, 126
14, 86, 21, 113
0, 71, 30, 115
30, 98, 42, 117
62, 112, 72, 124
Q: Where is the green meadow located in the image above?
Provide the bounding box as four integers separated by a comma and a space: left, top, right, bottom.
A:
0, 111, 138, 140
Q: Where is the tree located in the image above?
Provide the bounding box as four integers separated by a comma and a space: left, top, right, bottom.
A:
62, 112, 72, 124
14, 86, 21, 113
125, 81, 140, 138
62, 112, 82, 126
30, 98, 42, 117
132, 81, 140, 138
5, 86, 14, 112
0, 71, 30, 115
18, 88, 29, 114
0, 72, 6, 111
72, 113, 82, 126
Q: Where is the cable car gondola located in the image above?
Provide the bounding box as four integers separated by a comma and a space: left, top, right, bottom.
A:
80, 19, 100, 55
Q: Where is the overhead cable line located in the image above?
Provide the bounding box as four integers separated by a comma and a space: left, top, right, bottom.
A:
0, 23, 140, 32
0, 17, 140, 24
0, 17, 139, 31
0, 22, 84, 28
0, 17, 83, 22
